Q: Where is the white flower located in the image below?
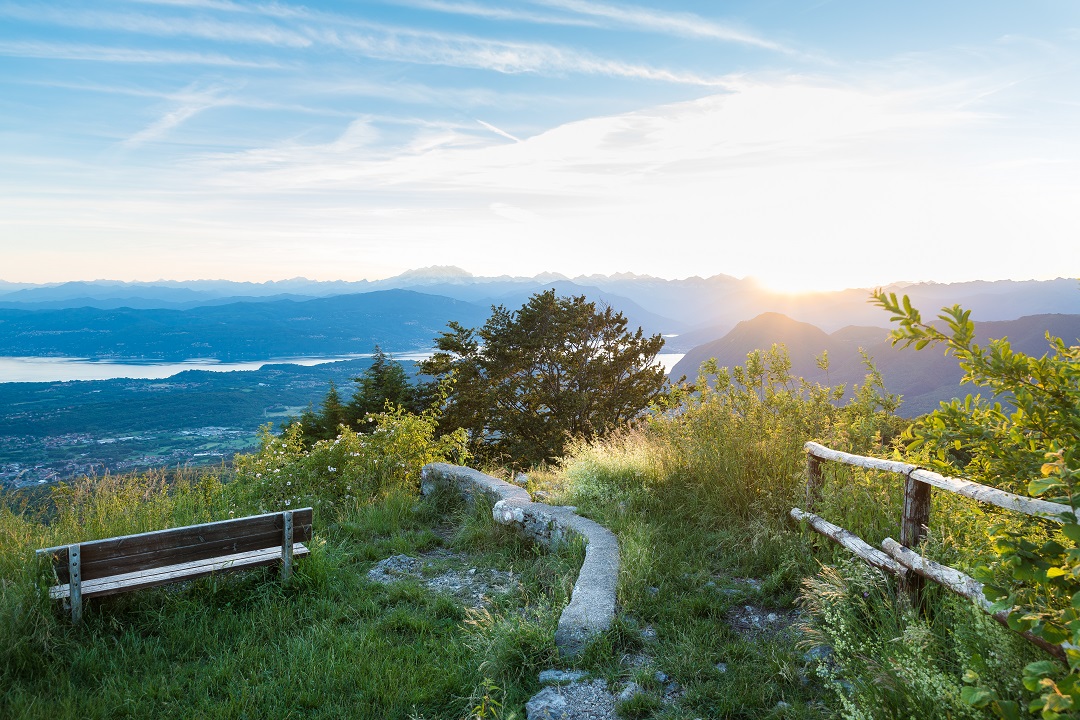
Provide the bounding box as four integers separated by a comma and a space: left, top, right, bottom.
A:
328, 466, 336, 472
284, 499, 290, 506
286, 481, 292, 486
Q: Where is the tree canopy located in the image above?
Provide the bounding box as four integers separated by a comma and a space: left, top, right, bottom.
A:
874, 291, 1080, 719
421, 290, 667, 466
289, 347, 427, 443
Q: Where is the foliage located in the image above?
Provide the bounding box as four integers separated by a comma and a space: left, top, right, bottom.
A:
647, 345, 903, 519
421, 290, 667, 467
543, 345, 913, 717
346, 345, 429, 430
288, 347, 431, 445
873, 290, 1080, 719
1, 402, 575, 719
237, 405, 468, 514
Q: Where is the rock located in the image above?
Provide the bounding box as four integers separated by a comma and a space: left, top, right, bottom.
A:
803, 645, 833, 662
525, 679, 616, 720
766, 613, 778, 622
526, 686, 569, 719
617, 682, 642, 703
654, 671, 669, 683
775, 701, 792, 711
715, 662, 728, 673
640, 625, 657, 642
514, 473, 529, 487
646, 586, 659, 596
366, 554, 422, 582
539, 670, 588, 685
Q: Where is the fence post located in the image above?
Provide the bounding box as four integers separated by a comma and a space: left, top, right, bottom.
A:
900, 472, 931, 604
805, 451, 823, 512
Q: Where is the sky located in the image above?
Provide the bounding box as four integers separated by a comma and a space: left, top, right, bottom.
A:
1, 1, 1078, 292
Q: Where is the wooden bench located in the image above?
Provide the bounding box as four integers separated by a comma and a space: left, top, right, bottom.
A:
36, 508, 313, 622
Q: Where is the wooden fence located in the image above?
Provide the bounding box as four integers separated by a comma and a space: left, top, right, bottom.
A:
790, 441, 1073, 661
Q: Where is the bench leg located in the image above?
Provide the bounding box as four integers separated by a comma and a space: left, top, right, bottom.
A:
282, 511, 294, 583
68, 544, 82, 623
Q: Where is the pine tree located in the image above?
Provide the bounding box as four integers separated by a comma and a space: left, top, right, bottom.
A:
422, 290, 667, 466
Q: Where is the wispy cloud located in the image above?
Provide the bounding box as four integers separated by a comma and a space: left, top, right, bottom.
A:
47, 1, 724, 84
122, 85, 230, 147
530, 0, 795, 53
0, 40, 279, 67
476, 120, 520, 142
390, 0, 600, 28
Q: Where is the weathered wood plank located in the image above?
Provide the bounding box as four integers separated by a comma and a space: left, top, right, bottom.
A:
76, 527, 311, 581
790, 507, 908, 577
48, 544, 310, 600
909, 469, 1077, 523
804, 442, 916, 475
38, 508, 313, 557
805, 442, 1077, 523
38, 508, 312, 583
900, 475, 932, 602
805, 452, 824, 511
880, 538, 1067, 661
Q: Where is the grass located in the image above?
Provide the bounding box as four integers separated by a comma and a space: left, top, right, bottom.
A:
1, 348, 1060, 719
518, 348, 1051, 719
0, 463, 582, 719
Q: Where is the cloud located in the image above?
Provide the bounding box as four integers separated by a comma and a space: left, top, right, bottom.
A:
0, 40, 278, 67
529, 0, 796, 53
390, 0, 600, 28
122, 86, 231, 147
477, 120, 521, 142
14, 2, 724, 84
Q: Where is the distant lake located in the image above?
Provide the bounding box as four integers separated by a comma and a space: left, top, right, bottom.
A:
0, 351, 686, 384
656, 354, 685, 375
0, 353, 435, 384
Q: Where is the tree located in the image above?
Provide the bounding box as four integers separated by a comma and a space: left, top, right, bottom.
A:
345, 346, 423, 430
874, 291, 1080, 720
421, 290, 667, 466
294, 380, 347, 444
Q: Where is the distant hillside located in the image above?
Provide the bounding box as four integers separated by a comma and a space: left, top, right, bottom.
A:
672, 312, 1080, 417
0, 290, 489, 361
1, 274, 1074, 352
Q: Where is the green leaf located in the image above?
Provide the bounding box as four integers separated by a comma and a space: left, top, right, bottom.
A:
960, 686, 994, 708
1062, 524, 1080, 543
1030, 476, 1066, 496
1026, 660, 1060, 678
994, 699, 1021, 720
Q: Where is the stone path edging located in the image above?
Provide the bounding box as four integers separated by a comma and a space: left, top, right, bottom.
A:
421, 463, 619, 657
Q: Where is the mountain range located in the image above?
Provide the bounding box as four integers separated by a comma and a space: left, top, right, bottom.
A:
672, 312, 1080, 417
1, 269, 1077, 355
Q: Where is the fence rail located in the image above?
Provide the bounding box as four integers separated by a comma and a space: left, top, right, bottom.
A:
791, 441, 1072, 661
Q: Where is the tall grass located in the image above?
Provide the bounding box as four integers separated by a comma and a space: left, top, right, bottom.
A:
0, 408, 577, 720
548, 346, 1046, 718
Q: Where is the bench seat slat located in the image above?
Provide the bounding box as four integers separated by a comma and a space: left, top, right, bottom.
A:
37, 508, 313, 584
76, 527, 312, 581
47, 543, 310, 600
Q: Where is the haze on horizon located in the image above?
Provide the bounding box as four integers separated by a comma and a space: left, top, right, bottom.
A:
1, 1, 1078, 293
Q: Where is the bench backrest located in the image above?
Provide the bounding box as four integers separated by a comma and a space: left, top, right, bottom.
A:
37, 508, 313, 584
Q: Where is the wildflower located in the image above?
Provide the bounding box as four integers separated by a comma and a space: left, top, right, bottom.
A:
285, 499, 290, 506
286, 481, 292, 486
328, 466, 336, 472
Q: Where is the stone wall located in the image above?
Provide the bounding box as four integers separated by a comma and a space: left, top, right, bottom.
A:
421, 463, 619, 657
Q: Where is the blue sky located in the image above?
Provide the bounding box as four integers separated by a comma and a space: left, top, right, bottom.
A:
1, 1, 1078, 290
